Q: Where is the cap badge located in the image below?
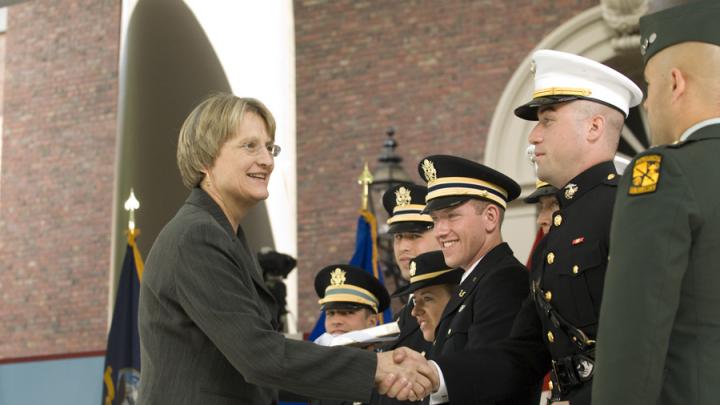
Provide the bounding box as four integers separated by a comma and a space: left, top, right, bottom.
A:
530, 59, 537, 77
330, 268, 346, 286
640, 32, 657, 56
564, 183, 578, 199
409, 261, 417, 277
422, 159, 437, 182
395, 186, 412, 207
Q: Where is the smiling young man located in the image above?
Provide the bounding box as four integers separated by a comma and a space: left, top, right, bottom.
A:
417, 155, 537, 405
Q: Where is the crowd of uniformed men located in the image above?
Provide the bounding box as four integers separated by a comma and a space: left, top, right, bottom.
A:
309, 2, 720, 404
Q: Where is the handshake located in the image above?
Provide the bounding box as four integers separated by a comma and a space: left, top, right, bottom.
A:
375, 347, 440, 401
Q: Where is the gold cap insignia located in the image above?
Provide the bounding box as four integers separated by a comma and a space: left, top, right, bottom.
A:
330, 268, 346, 286
422, 159, 437, 182
395, 186, 412, 207
629, 154, 662, 195
564, 183, 578, 199
409, 260, 417, 277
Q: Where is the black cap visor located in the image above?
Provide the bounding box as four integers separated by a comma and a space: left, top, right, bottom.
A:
392, 268, 463, 297
523, 186, 559, 204
388, 221, 433, 234
514, 95, 582, 121
422, 196, 473, 214
323, 301, 375, 313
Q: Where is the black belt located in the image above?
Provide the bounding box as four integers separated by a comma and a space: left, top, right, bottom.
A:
549, 349, 595, 401
532, 281, 596, 400
532, 280, 596, 352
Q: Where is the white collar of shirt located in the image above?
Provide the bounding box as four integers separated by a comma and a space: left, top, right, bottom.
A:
679, 117, 720, 141
460, 256, 484, 283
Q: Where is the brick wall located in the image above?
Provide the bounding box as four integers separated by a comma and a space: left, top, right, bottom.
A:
294, 0, 597, 332
0, 0, 120, 358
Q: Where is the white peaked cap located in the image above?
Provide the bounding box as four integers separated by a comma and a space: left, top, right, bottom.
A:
514, 49, 643, 121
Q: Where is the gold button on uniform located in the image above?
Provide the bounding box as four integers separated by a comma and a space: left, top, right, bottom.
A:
547, 331, 555, 343
544, 291, 552, 302
547, 252, 555, 264
548, 381, 554, 390
554, 215, 562, 226
607, 173, 616, 180
572, 265, 579, 274
447, 328, 452, 336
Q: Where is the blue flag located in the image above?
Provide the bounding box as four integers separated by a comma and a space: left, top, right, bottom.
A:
102, 231, 143, 405
309, 209, 391, 340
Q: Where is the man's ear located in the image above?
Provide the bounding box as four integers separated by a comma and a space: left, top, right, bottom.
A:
484, 203, 501, 232
586, 114, 605, 144
669, 67, 687, 104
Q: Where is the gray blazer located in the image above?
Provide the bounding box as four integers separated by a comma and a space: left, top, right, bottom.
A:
138, 188, 376, 404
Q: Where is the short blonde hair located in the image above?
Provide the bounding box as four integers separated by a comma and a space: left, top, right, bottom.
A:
177, 93, 276, 188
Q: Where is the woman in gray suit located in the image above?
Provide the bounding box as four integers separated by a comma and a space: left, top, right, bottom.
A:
137, 94, 436, 404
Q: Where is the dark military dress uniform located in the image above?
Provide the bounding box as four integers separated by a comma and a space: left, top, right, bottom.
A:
432, 243, 532, 356
414, 155, 537, 405
431, 243, 538, 405
531, 161, 618, 402
434, 161, 620, 405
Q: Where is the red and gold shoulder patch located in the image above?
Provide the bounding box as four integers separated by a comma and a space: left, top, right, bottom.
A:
629, 154, 662, 195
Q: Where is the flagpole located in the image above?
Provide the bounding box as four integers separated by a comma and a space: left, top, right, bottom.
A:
123, 189, 144, 280
124, 189, 140, 239
357, 162, 374, 211
103, 189, 144, 404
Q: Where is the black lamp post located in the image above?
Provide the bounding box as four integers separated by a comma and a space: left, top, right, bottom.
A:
370, 128, 413, 293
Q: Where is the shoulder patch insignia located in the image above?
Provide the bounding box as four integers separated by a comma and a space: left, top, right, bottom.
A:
629, 154, 662, 195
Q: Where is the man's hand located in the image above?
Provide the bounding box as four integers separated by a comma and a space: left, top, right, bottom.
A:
375, 347, 439, 401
